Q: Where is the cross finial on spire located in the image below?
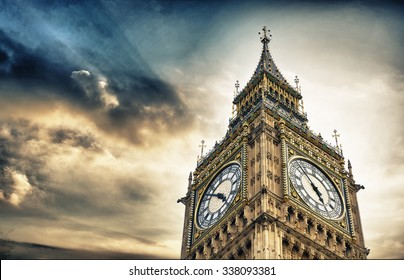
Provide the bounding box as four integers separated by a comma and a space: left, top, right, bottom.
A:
259, 26, 271, 44
294, 75, 300, 90
199, 140, 206, 158
235, 80, 240, 94
332, 129, 340, 149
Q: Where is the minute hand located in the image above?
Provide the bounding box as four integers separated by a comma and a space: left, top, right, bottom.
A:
296, 162, 324, 204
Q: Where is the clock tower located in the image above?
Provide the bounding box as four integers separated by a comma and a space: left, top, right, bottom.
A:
178, 27, 368, 259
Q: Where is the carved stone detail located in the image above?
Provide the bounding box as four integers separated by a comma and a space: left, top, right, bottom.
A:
267, 170, 273, 180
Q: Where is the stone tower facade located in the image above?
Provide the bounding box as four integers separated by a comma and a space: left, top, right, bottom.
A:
178, 27, 368, 260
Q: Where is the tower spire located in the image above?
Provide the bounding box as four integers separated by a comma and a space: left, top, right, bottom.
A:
254, 26, 287, 83
233, 26, 305, 128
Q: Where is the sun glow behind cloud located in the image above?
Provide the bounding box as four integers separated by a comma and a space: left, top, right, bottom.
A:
0, 168, 33, 207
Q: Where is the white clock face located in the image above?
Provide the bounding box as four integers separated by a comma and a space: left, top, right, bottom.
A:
196, 163, 241, 229
288, 158, 343, 220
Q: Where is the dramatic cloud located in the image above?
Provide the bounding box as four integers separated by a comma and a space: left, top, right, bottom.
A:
48, 127, 100, 150
0, 117, 184, 257
0, 168, 33, 207
0, 119, 45, 208
0, 2, 197, 146
71, 69, 120, 109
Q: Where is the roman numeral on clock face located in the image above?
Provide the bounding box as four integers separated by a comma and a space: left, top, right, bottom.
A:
196, 163, 242, 229
288, 158, 344, 220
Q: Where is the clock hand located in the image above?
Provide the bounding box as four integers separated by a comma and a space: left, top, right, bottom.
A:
216, 193, 227, 202
296, 161, 324, 203
309, 183, 324, 204
206, 193, 227, 202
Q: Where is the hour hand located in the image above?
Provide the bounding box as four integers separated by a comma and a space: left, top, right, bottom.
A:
206, 193, 227, 202
317, 194, 324, 204
311, 183, 324, 203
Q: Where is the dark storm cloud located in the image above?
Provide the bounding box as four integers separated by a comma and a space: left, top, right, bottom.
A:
0, 30, 80, 99
0, 1, 198, 145
48, 127, 99, 151
0, 119, 44, 193
0, 117, 159, 219
45, 180, 154, 217
68, 68, 191, 144
108, 75, 180, 106
0, 119, 103, 209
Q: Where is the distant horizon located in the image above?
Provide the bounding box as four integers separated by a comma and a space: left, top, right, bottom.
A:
0, 239, 169, 260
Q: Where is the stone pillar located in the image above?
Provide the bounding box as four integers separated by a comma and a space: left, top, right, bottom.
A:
219, 225, 227, 247
195, 246, 204, 259
262, 221, 270, 259
203, 241, 211, 259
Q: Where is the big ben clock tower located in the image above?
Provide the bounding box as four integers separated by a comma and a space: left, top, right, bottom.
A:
178, 27, 368, 260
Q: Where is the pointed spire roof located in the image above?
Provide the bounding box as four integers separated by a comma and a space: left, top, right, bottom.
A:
254, 26, 288, 83
234, 26, 302, 104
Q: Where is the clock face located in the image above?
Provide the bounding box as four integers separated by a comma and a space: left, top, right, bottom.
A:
288, 158, 343, 220
196, 163, 241, 229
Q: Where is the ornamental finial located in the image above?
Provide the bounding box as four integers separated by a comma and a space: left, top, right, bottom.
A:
332, 129, 340, 149
348, 160, 353, 177
259, 26, 271, 44
199, 140, 206, 158
235, 80, 240, 95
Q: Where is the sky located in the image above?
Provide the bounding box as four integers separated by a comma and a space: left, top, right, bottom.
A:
0, 0, 403, 259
